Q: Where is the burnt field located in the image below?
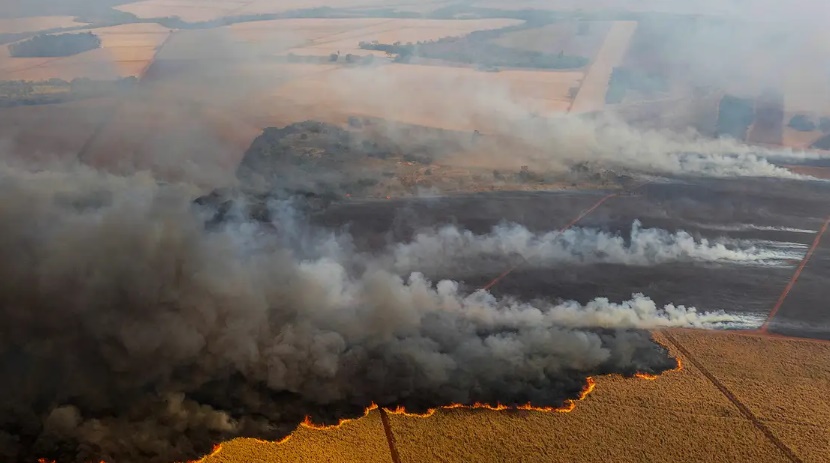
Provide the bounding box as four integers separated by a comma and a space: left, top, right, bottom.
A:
311, 176, 830, 339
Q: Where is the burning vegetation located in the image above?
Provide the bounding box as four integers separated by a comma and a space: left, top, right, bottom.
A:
0, 163, 689, 463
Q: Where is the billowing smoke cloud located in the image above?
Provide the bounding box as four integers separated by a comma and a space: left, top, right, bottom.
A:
387, 220, 805, 276
0, 163, 751, 463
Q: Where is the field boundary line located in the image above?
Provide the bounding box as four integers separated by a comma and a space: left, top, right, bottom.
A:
483, 180, 652, 291
760, 215, 830, 332
662, 331, 803, 463
481, 190, 618, 290
378, 409, 403, 463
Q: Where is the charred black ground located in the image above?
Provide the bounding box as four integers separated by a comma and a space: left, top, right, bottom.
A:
3, 119, 829, 463
0, 167, 675, 463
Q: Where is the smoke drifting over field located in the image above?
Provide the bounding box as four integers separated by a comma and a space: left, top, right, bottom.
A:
0, 164, 757, 463
388, 220, 805, 276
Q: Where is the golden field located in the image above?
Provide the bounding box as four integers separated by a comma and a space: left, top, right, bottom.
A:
471, 0, 739, 16
0, 98, 115, 160
0, 23, 172, 80
0, 15, 87, 34
115, 0, 250, 23
262, 62, 583, 132
202, 329, 830, 463
226, 18, 523, 57
114, 0, 445, 22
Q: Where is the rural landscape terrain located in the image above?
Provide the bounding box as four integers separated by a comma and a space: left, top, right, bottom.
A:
1, 1, 829, 463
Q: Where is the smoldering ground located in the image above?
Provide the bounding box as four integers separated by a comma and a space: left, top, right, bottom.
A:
0, 164, 766, 463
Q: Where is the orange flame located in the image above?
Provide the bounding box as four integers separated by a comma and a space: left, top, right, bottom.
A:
46, 341, 686, 462
300, 403, 379, 430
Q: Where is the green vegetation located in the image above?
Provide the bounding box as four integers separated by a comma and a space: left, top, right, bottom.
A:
716, 95, 754, 140
9, 32, 101, 57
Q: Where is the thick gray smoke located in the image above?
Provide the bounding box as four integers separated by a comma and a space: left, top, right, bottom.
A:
387, 220, 805, 276
0, 164, 751, 463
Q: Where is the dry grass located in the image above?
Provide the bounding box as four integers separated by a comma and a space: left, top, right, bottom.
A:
668, 330, 830, 424
202, 412, 390, 463
570, 21, 638, 114
115, 0, 249, 22
235, 0, 436, 16
0, 23, 171, 80
472, 0, 737, 15
205, 329, 830, 462
114, 0, 437, 22
227, 18, 522, 57
0, 98, 115, 160
81, 95, 258, 187
0, 16, 87, 34
267, 63, 582, 132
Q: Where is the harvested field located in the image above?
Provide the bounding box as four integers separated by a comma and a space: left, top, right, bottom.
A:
234, 0, 439, 16
201, 329, 830, 463
268, 63, 582, 131
0, 15, 86, 34
0, 97, 115, 160
471, 0, 737, 15
227, 18, 523, 57
80, 94, 259, 187
570, 21, 637, 113
0, 23, 171, 80
491, 21, 611, 60
115, 0, 249, 22
115, 0, 441, 21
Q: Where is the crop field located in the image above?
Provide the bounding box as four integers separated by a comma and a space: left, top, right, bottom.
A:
235, 0, 441, 15
227, 18, 523, 57
570, 21, 637, 113
0, 15, 87, 34
0, 23, 171, 80
115, 0, 250, 22
80, 95, 259, 187
114, 0, 443, 22
0, 97, 115, 160
199, 329, 830, 463
491, 21, 611, 59
470, 0, 736, 15
265, 63, 582, 131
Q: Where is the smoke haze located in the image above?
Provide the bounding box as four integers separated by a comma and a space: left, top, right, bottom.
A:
0, 163, 757, 463
387, 219, 805, 276
2, 1, 830, 462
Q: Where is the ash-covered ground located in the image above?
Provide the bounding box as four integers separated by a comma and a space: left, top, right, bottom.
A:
311, 176, 830, 338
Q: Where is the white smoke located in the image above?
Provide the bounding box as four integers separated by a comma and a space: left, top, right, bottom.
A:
387, 220, 805, 276
683, 222, 818, 234
0, 163, 755, 462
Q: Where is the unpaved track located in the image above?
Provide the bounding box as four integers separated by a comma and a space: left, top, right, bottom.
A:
570, 20, 638, 113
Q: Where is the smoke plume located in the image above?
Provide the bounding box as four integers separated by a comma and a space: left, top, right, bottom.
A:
0, 163, 753, 463
387, 220, 805, 276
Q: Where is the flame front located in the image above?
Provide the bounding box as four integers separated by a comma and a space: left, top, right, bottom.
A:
43, 346, 684, 462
